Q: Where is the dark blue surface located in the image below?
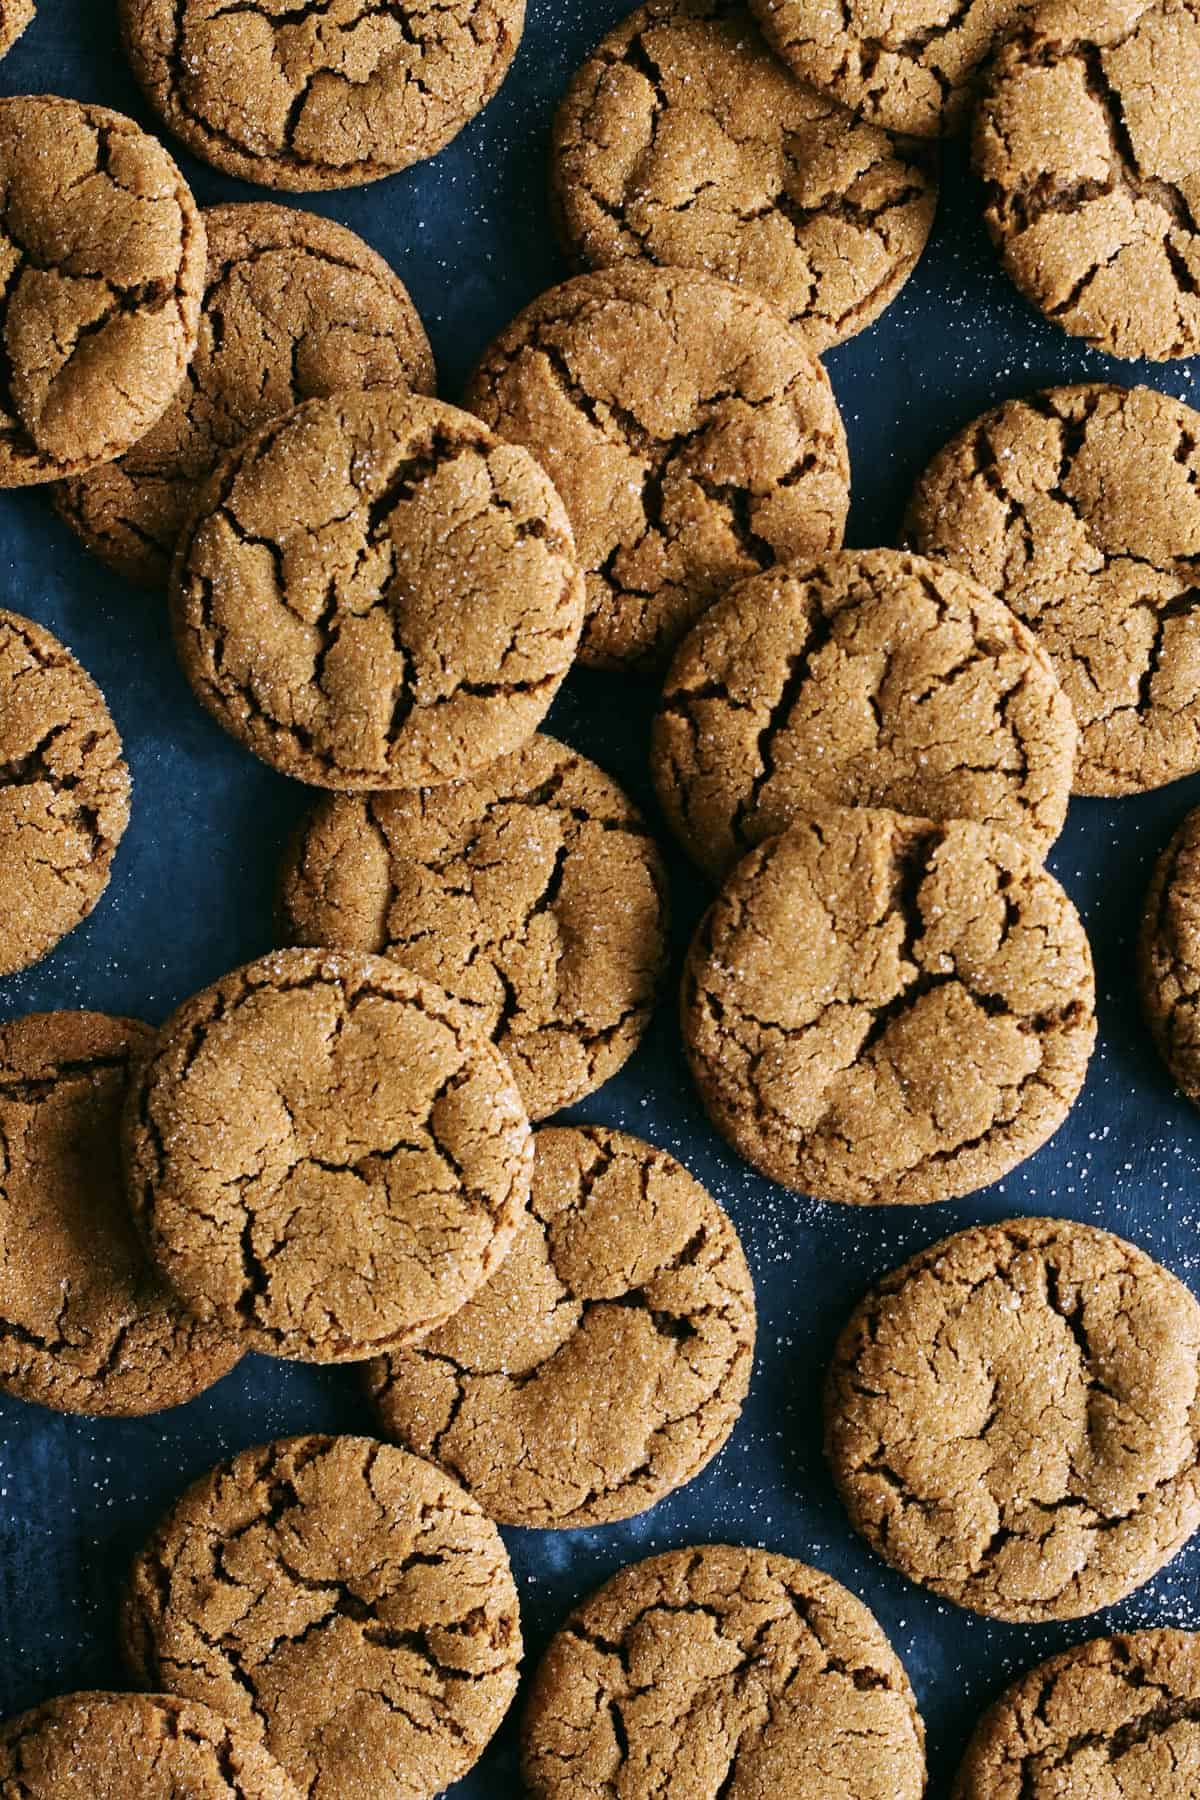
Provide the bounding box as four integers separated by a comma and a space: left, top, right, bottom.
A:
3, 4, 1200, 1794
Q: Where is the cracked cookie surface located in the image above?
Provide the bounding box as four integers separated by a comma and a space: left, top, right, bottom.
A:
0, 0, 33, 59
464, 265, 850, 671
366, 1125, 755, 1528
122, 948, 534, 1362
170, 392, 585, 790
653, 548, 1076, 880
975, 0, 1200, 360
122, 1435, 522, 1800
0, 610, 131, 977
521, 1543, 925, 1798
0, 96, 205, 486
682, 805, 1096, 1206
1138, 805, 1200, 1107
906, 384, 1200, 795
120, 0, 526, 191
278, 734, 669, 1120
552, 0, 938, 353
56, 203, 435, 589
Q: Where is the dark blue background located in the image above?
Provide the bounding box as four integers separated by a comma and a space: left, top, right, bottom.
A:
3, 4, 1200, 1793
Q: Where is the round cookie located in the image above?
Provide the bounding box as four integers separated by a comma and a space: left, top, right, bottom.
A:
0, 97, 204, 486
55, 204, 436, 589
976, 1, 1200, 361
122, 949, 534, 1363
1139, 805, 1200, 1107
552, 0, 938, 353
0, 0, 33, 59
0, 610, 131, 977
122, 1435, 522, 1800
522, 1545, 926, 1798
170, 392, 584, 790
906, 384, 1200, 795
366, 1125, 756, 1529
464, 265, 850, 671
682, 805, 1096, 1206
278, 735, 669, 1120
120, 0, 526, 191
653, 549, 1076, 880
0, 1691, 302, 1798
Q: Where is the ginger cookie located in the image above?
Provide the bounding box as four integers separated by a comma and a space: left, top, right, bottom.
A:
0, 611, 131, 978
464, 265, 850, 671
56, 204, 436, 589
278, 735, 669, 1121
0, 97, 204, 487
953, 1630, 1200, 1797
552, 0, 938, 353
0, 0, 32, 59
122, 949, 533, 1363
122, 1435, 522, 1800
1139, 804, 1200, 1108
366, 1125, 755, 1529
653, 549, 1076, 881
682, 805, 1096, 1206
522, 1545, 926, 1798
0, 1691, 301, 1798
827, 1218, 1200, 1623
170, 392, 584, 790
907, 384, 1200, 795
976, 1, 1200, 360
120, 0, 526, 191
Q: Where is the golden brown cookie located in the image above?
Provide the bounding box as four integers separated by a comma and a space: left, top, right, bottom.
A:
0, 610, 131, 978
278, 734, 669, 1120
122, 949, 533, 1363
653, 549, 1076, 880
464, 265, 850, 671
122, 1435, 522, 1800
976, 0, 1200, 360
0, 97, 205, 486
170, 392, 584, 790
906, 384, 1200, 796
682, 805, 1096, 1206
552, 0, 938, 353
366, 1125, 755, 1528
522, 1545, 926, 1799
1139, 804, 1200, 1107
0, 0, 32, 58
55, 204, 436, 589
120, 0, 526, 190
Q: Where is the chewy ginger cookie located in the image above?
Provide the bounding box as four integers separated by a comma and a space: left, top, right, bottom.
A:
464, 265, 850, 671
56, 204, 436, 589
0, 97, 204, 486
366, 1125, 755, 1529
170, 392, 584, 790
653, 549, 1076, 880
682, 805, 1096, 1206
0, 1, 32, 58
0, 611, 131, 978
122, 1435, 522, 1800
552, 0, 938, 353
120, 0, 525, 191
522, 1545, 926, 1799
1139, 804, 1200, 1107
122, 949, 533, 1363
278, 734, 669, 1121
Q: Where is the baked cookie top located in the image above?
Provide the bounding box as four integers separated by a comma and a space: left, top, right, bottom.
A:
1140, 804, 1200, 1107
0, 0, 33, 59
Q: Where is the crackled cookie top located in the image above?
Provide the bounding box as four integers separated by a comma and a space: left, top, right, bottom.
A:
907, 385, 1200, 795
122, 1436, 522, 1800
0, 97, 204, 486
464, 265, 850, 671
683, 806, 1096, 1206
121, 0, 526, 191
57, 204, 435, 589
1139, 805, 1200, 1108
522, 1545, 926, 1799
367, 1126, 755, 1528
552, 0, 938, 352
654, 550, 1075, 879
0, 610, 131, 978
170, 393, 584, 790
0, 0, 33, 58
122, 949, 533, 1362
279, 735, 669, 1120
976, 0, 1200, 360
